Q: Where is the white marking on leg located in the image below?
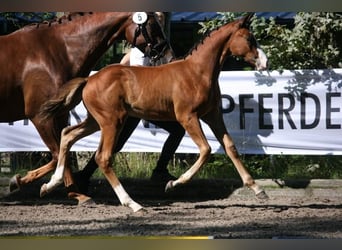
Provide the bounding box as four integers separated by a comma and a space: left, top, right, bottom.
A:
172, 170, 193, 187
250, 183, 264, 195
45, 165, 64, 191
114, 183, 143, 212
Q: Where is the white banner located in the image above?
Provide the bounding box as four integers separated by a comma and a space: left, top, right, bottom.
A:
1, 69, 342, 155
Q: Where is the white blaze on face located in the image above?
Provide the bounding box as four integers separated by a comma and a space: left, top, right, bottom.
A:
256, 48, 268, 70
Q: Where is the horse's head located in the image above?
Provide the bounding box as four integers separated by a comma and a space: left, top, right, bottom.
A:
125, 12, 175, 65
225, 13, 268, 70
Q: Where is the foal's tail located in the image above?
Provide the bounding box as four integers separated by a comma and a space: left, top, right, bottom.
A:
39, 77, 88, 121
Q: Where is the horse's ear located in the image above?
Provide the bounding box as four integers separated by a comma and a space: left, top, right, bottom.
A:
240, 12, 255, 28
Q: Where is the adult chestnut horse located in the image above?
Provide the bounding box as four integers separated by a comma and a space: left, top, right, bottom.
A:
39, 14, 268, 212
1, 12, 172, 203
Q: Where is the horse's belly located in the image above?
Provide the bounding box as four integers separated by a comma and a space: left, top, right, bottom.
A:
128, 107, 174, 121
124, 91, 175, 120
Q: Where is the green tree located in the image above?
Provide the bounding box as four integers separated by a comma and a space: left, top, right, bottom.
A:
199, 12, 342, 70
0, 12, 55, 25
0, 12, 56, 34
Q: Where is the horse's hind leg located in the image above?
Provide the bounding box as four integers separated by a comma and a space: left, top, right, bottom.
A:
95, 124, 143, 212
203, 111, 268, 199
40, 116, 98, 204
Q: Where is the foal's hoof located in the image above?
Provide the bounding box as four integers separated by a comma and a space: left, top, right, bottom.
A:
40, 183, 49, 197
9, 174, 21, 192
256, 190, 269, 200
165, 180, 174, 193
135, 207, 147, 215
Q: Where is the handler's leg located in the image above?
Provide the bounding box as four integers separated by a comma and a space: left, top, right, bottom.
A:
149, 120, 185, 181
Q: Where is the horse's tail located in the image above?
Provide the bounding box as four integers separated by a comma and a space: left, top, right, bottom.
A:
39, 77, 88, 121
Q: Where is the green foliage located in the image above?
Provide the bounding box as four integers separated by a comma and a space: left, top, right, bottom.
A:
252, 12, 342, 70
199, 12, 342, 70
112, 152, 158, 178
2, 152, 342, 179
0, 12, 56, 28
93, 46, 115, 70
198, 12, 244, 33
199, 154, 342, 179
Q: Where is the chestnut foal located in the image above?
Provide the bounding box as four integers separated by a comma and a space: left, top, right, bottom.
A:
39, 14, 268, 212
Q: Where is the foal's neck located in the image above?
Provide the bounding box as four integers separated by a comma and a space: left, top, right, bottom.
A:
185, 21, 239, 79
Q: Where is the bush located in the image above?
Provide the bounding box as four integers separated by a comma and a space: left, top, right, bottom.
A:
251, 12, 342, 70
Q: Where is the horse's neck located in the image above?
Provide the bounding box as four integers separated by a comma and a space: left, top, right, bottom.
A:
60, 12, 131, 75
185, 23, 237, 78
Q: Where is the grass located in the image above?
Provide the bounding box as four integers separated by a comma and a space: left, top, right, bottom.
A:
1, 152, 342, 180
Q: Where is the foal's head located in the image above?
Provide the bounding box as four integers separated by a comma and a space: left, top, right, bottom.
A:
226, 14, 268, 70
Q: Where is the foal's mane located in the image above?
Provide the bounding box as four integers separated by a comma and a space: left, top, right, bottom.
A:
182, 28, 217, 59
23, 12, 94, 30
182, 18, 240, 59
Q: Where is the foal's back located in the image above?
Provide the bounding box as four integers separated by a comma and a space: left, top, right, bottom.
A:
83, 61, 198, 121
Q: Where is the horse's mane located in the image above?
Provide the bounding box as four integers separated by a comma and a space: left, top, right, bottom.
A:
182, 18, 240, 59
22, 12, 93, 30
182, 28, 218, 59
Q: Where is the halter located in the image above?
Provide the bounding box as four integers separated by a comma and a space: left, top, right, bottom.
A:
131, 12, 172, 65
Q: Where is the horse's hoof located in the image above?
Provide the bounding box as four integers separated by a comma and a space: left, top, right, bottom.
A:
9, 174, 21, 192
78, 197, 95, 206
165, 180, 174, 193
40, 183, 49, 197
67, 191, 94, 206
150, 170, 177, 183
135, 207, 147, 214
256, 190, 269, 200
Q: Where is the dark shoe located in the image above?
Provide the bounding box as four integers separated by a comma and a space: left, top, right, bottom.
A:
150, 169, 177, 182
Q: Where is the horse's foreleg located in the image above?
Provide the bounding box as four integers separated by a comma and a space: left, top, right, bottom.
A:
9, 160, 56, 192
96, 124, 143, 212
40, 126, 75, 196
165, 116, 211, 192
55, 149, 94, 203
203, 112, 268, 199
222, 134, 267, 198
9, 118, 60, 192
